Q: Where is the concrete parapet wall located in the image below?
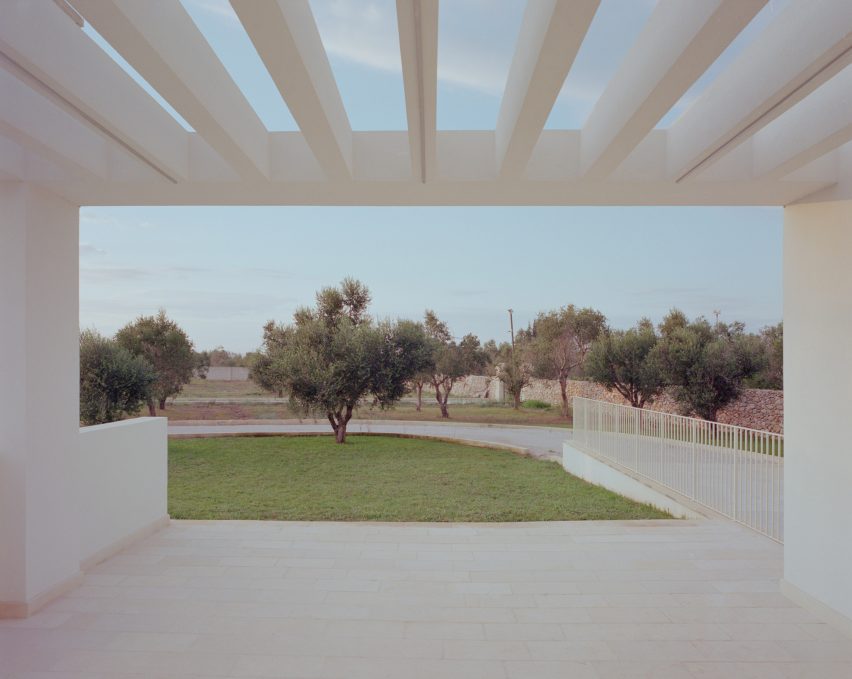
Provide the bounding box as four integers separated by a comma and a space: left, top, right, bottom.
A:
78, 418, 169, 569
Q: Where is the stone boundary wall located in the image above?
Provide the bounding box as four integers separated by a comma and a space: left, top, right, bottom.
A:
425, 375, 784, 434
204, 366, 250, 381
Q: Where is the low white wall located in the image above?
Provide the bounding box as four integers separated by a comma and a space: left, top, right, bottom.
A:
562, 442, 703, 519
78, 418, 168, 569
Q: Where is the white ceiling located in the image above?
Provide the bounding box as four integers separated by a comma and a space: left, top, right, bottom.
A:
0, 0, 850, 207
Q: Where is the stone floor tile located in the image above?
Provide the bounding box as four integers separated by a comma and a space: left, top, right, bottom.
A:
230, 653, 326, 678
404, 621, 484, 640
485, 622, 565, 641
593, 661, 694, 678
443, 639, 530, 660
503, 659, 599, 679
1, 520, 850, 678
525, 639, 616, 661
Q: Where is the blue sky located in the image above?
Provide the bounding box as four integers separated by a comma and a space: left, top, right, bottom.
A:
79, 0, 788, 353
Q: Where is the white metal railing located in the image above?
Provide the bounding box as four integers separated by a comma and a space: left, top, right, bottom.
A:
572, 397, 783, 542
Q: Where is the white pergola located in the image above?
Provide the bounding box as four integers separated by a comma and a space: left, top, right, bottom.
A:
1, 0, 851, 632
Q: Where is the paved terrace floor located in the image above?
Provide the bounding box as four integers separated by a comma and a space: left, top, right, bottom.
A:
2, 520, 851, 678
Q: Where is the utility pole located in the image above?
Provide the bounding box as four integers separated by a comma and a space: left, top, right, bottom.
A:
713, 309, 721, 324
506, 308, 517, 408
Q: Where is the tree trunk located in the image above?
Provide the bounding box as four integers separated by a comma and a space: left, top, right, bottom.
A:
158, 397, 166, 410
335, 424, 347, 443
440, 382, 453, 418
277, 389, 284, 398
512, 391, 521, 410
559, 377, 569, 418
329, 405, 354, 443
147, 399, 156, 417
415, 383, 423, 412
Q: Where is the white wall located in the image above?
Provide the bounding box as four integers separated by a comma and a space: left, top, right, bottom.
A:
1, 185, 170, 618
205, 366, 250, 381
783, 200, 852, 627
78, 418, 169, 568
0, 184, 81, 612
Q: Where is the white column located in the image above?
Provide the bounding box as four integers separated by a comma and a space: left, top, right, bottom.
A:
782, 199, 852, 631
0, 183, 81, 617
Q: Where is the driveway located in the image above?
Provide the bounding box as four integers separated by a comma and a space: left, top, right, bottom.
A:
168, 420, 571, 461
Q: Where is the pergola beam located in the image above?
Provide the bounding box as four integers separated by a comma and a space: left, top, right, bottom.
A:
397, 0, 438, 183
496, 0, 599, 179
0, 0, 189, 183
0, 62, 106, 181
0, 135, 25, 180
753, 65, 852, 180
669, 0, 852, 182
231, 0, 352, 181
581, 0, 765, 180
73, 0, 270, 182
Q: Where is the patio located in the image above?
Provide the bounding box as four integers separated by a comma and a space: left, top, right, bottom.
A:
3, 0, 852, 666
2, 519, 850, 679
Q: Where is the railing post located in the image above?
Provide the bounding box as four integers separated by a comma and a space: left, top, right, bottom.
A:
691, 418, 697, 500
633, 407, 639, 472
732, 428, 739, 521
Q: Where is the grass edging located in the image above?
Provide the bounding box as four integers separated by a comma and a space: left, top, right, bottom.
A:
168, 430, 536, 457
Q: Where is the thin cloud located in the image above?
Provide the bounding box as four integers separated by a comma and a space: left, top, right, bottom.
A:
81, 267, 149, 282
81, 265, 209, 282
187, 0, 513, 97
81, 289, 297, 320
450, 289, 490, 298
182, 0, 240, 24
241, 267, 292, 279
79, 243, 106, 257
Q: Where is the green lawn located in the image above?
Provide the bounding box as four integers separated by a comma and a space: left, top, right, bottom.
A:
169, 435, 669, 522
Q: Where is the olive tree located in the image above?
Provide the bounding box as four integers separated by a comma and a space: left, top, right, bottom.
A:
423, 310, 487, 418
80, 329, 155, 425
746, 322, 783, 390
407, 324, 437, 412
115, 310, 196, 414
250, 321, 290, 397
255, 279, 431, 443
194, 350, 210, 380
654, 311, 764, 421
585, 321, 665, 408
491, 341, 530, 410
527, 306, 607, 417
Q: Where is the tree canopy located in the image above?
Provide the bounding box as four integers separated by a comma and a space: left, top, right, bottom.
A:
585, 321, 666, 409
115, 310, 196, 415
423, 310, 487, 418
80, 329, 155, 425
654, 310, 765, 421
526, 305, 607, 416
746, 322, 783, 390
253, 279, 432, 442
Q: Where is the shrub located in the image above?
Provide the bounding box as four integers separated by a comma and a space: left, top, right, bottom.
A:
521, 399, 552, 410
80, 329, 155, 425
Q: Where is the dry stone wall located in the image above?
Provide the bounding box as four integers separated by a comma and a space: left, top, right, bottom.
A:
426, 375, 784, 434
